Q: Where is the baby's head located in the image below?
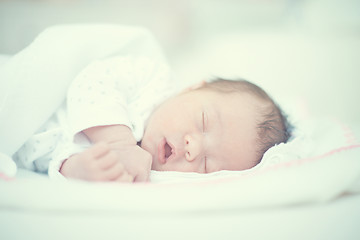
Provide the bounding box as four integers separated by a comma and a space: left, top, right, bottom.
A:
141, 78, 290, 173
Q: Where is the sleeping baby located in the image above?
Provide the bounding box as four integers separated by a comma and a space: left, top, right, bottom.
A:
13, 26, 291, 182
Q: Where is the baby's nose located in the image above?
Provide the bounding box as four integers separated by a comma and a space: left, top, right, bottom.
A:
184, 134, 202, 162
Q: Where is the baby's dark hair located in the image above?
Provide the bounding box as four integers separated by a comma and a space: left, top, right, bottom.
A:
199, 78, 291, 165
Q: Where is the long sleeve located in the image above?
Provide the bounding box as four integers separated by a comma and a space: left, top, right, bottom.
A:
47, 55, 176, 179
48, 53, 178, 180
67, 57, 133, 138
67, 55, 174, 142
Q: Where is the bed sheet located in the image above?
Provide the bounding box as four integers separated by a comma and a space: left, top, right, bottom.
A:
1, 193, 359, 240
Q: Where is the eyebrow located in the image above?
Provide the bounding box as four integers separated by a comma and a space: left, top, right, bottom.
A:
202, 111, 206, 131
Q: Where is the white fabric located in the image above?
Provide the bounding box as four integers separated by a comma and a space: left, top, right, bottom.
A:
0, 54, 10, 66
0, 24, 175, 177
68, 55, 173, 141
0, 24, 166, 158
0, 152, 16, 177
1, 194, 360, 240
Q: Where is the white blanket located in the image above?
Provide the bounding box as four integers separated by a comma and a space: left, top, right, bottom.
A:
0, 25, 360, 213
0, 24, 165, 157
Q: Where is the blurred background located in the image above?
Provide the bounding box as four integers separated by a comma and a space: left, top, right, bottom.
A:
0, 0, 359, 125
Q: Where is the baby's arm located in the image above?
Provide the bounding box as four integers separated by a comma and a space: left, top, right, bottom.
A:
83, 124, 136, 145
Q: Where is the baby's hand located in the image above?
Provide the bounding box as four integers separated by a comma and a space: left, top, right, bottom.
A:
108, 141, 152, 182
60, 142, 134, 182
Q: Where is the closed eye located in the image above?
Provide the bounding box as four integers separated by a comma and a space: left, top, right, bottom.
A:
202, 111, 207, 132
204, 156, 208, 173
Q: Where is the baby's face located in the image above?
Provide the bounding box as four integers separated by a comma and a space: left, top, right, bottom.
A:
141, 88, 259, 173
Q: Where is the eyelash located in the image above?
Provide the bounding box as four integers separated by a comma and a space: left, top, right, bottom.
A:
204, 156, 208, 173
202, 111, 206, 132
202, 111, 208, 173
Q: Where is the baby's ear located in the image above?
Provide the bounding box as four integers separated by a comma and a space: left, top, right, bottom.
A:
183, 80, 206, 92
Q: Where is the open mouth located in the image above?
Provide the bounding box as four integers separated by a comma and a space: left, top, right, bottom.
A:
158, 138, 175, 164
164, 141, 172, 160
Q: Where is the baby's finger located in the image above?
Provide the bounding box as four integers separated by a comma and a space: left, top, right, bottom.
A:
90, 142, 110, 158
115, 171, 134, 183
97, 151, 118, 170
133, 169, 150, 183
103, 162, 130, 181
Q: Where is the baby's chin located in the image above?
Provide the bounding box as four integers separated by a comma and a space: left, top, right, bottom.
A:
150, 160, 163, 171
150, 158, 160, 171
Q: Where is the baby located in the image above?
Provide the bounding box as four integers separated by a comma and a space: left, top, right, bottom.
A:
59, 77, 290, 182
12, 26, 290, 183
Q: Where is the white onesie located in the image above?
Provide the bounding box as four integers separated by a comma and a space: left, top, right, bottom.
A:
13, 46, 177, 179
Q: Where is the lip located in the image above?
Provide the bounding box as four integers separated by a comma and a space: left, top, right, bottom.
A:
157, 138, 176, 164
157, 138, 167, 164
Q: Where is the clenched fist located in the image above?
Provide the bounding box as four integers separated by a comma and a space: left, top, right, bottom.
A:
60, 142, 152, 182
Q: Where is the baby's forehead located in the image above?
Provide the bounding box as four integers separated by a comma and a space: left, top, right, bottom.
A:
190, 88, 264, 119
207, 89, 262, 108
